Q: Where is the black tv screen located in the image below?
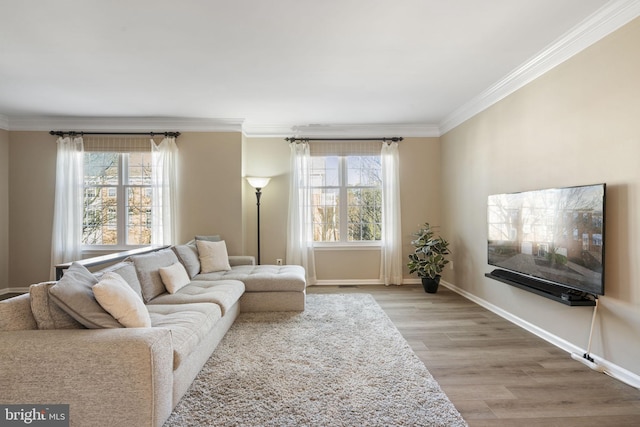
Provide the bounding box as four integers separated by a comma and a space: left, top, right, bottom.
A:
487, 184, 606, 295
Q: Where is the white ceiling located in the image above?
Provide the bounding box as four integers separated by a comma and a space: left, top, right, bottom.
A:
1, 0, 638, 136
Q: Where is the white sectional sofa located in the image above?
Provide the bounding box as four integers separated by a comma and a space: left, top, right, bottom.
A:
0, 241, 306, 427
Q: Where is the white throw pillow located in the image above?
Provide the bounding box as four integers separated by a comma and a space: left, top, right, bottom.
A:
196, 240, 231, 273
159, 262, 191, 293
93, 272, 151, 328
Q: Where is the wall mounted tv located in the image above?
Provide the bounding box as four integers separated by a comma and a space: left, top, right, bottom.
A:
487, 183, 606, 299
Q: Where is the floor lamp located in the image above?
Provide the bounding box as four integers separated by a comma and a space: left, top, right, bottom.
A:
246, 177, 271, 265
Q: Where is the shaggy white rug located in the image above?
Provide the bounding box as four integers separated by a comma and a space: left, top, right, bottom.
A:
164, 294, 467, 427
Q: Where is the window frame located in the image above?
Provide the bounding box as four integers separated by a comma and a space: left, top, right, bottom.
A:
82, 152, 153, 251
311, 154, 382, 248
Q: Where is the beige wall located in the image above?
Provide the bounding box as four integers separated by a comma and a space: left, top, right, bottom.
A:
176, 132, 244, 255
0, 130, 8, 288
242, 136, 441, 281
441, 17, 640, 376
8, 132, 57, 286
241, 136, 290, 265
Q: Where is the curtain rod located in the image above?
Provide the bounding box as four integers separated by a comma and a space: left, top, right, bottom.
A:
285, 137, 402, 143
49, 131, 181, 138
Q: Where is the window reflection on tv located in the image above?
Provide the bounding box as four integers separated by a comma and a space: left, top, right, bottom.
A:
487, 184, 605, 295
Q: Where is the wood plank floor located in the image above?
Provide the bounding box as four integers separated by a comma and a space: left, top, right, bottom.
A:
308, 285, 640, 426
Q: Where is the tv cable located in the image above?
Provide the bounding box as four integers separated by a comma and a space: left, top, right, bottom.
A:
571, 297, 605, 373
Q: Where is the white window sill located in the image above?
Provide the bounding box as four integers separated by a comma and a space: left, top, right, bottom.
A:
82, 245, 152, 255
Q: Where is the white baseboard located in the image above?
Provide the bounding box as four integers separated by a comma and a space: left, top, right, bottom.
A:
314, 278, 424, 286
314, 279, 385, 286
440, 279, 640, 390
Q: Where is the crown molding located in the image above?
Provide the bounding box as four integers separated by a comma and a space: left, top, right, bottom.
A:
5, 116, 244, 132
4, 116, 440, 138
241, 123, 297, 137
439, 0, 640, 134
242, 122, 441, 138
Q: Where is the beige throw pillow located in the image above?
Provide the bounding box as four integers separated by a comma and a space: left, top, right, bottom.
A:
93, 272, 151, 328
196, 240, 231, 273
159, 262, 191, 293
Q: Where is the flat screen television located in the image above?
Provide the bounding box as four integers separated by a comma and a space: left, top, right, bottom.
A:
487, 183, 606, 296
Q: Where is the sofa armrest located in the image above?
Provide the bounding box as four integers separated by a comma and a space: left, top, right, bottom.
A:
229, 255, 255, 266
0, 328, 174, 427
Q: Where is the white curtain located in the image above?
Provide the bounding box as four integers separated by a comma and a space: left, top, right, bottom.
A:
151, 136, 178, 245
286, 141, 317, 285
380, 141, 403, 285
50, 136, 84, 279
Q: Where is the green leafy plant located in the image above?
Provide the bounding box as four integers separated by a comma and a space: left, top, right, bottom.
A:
407, 223, 451, 279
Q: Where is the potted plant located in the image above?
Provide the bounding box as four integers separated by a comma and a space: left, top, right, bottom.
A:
407, 223, 451, 293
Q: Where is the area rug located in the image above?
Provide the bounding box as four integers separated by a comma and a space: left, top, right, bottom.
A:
164, 294, 467, 427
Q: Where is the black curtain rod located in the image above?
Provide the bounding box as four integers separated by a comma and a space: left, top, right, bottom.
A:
50, 131, 181, 138
285, 137, 402, 143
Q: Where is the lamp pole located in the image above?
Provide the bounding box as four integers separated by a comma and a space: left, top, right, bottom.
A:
246, 177, 270, 265
254, 187, 263, 265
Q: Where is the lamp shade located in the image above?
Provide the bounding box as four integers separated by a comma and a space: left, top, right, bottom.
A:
246, 177, 271, 189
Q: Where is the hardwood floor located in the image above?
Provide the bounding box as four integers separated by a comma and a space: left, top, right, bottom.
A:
308, 285, 640, 426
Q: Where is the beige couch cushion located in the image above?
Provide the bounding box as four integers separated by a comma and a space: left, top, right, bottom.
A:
94, 261, 144, 299
29, 282, 83, 330
147, 303, 222, 369
194, 235, 221, 242
229, 255, 256, 266
172, 244, 200, 278
147, 280, 244, 316
131, 248, 180, 303
49, 262, 123, 329
194, 265, 306, 292
0, 293, 38, 331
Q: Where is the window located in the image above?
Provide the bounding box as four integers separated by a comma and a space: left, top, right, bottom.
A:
309, 154, 382, 243
83, 151, 153, 247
